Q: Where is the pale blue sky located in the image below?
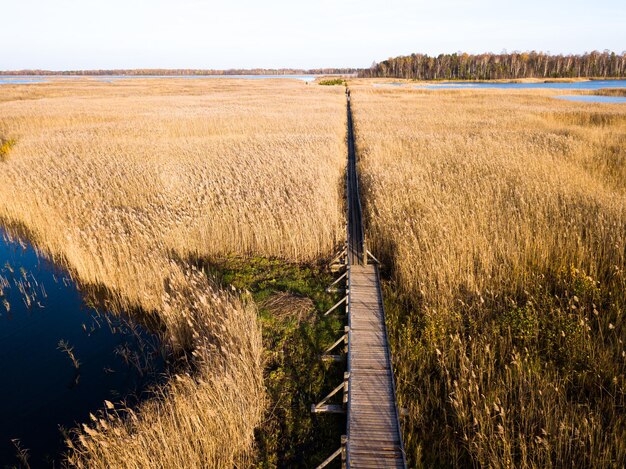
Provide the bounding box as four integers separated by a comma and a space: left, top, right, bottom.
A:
1, 0, 624, 70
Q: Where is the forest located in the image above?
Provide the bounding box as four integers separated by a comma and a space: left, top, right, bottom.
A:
359, 50, 626, 80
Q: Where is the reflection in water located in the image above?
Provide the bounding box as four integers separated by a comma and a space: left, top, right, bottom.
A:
0, 229, 164, 467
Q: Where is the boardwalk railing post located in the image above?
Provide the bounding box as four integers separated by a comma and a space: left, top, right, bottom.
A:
330, 245, 347, 267
341, 435, 348, 469
326, 270, 348, 293
323, 295, 348, 316
366, 249, 381, 265
315, 446, 343, 469
363, 234, 368, 265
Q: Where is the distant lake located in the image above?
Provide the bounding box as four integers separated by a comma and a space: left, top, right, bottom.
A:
414, 79, 626, 90
94, 74, 317, 82
0, 74, 317, 85
0, 77, 48, 85
554, 95, 626, 104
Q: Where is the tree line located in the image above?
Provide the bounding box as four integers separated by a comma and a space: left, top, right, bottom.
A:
359, 50, 626, 80
0, 68, 357, 76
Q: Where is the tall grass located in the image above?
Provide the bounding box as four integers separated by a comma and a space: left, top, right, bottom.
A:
66, 267, 265, 468
351, 86, 626, 467
0, 78, 346, 466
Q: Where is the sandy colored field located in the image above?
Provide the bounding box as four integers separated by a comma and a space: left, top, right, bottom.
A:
0, 78, 346, 466
351, 86, 626, 468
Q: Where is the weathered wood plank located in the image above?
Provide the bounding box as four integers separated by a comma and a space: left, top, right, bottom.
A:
319, 92, 405, 468
346, 264, 406, 467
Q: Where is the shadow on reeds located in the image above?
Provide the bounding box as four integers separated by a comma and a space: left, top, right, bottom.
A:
382, 262, 626, 468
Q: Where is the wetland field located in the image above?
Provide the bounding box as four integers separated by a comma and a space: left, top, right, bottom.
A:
1, 77, 625, 468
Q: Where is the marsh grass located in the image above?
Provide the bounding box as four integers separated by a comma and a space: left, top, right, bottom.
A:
202, 255, 346, 467
352, 86, 626, 468
592, 88, 626, 97
0, 79, 346, 466
58, 340, 81, 370
65, 265, 266, 468
11, 439, 30, 469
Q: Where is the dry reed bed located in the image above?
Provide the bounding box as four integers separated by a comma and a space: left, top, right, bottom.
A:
351, 86, 626, 467
0, 78, 346, 466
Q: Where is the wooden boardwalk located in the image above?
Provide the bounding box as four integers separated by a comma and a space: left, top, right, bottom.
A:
346, 264, 406, 467
314, 89, 406, 468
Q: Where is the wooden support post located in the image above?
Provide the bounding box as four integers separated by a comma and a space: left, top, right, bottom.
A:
326, 270, 348, 293
316, 446, 343, 469
366, 249, 381, 265
364, 236, 368, 266
330, 247, 348, 272
324, 295, 348, 316
311, 404, 344, 413
311, 373, 350, 414
311, 380, 345, 413
324, 332, 347, 354
331, 245, 347, 263
321, 354, 343, 363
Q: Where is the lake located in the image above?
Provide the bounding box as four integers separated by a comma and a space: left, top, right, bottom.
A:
94, 74, 317, 82
0, 75, 317, 85
0, 228, 164, 467
414, 79, 626, 90
0, 77, 48, 85
554, 95, 626, 104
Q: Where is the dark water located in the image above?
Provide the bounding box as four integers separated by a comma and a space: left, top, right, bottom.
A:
0, 229, 164, 467
554, 95, 626, 104
414, 79, 626, 90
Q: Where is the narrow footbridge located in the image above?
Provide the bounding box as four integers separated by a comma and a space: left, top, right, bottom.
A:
312, 90, 406, 468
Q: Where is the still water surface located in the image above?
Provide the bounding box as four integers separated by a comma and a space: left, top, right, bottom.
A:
371, 80, 626, 103
414, 79, 626, 90
0, 75, 316, 85
0, 77, 48, 85
94, 74, 317, 82
554, 95, 626, 104
0, 229, 163, 467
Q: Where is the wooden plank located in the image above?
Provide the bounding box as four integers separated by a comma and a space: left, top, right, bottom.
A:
311, 404, 345, 414
346, 264, 406, 468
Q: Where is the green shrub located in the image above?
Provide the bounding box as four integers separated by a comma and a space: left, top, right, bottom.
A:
0, 138, 16, 161
318, 78, 345, 86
